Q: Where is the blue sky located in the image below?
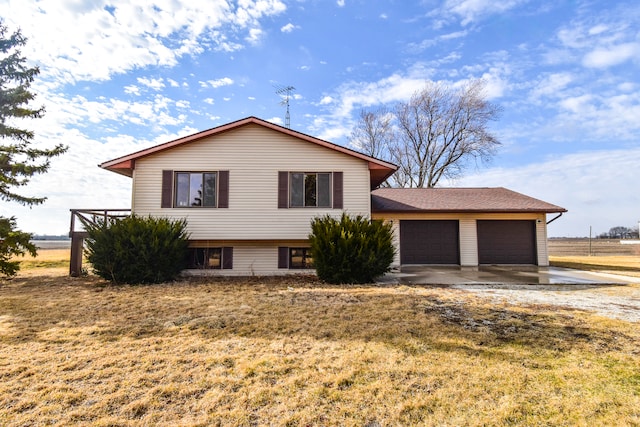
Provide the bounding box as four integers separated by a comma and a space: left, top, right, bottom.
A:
1, 0, 639, 237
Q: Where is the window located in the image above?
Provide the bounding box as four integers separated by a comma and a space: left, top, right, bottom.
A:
289, 248, 313, 269
162, 170, 228, 209
187, 247, 233, 269
289, 172, 331, 207
175, 172, 217, 207
277, 171, 342, 210
188, 248, 221, 269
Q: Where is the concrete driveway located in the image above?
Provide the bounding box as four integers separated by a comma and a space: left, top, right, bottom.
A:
379, 265, 640, 285
378, 266, 640, 322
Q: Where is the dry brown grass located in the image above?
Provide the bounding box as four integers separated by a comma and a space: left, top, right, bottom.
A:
550, 255, 640, 278
11, 248, 71, 271
2, 251, 640, 425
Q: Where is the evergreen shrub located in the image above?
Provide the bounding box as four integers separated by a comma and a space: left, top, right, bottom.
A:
309, 213, 395, 284
0, 216, 37, 278
85, 215, 189, 284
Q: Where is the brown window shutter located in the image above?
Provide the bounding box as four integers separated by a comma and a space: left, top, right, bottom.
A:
222, 247, 233, 269
218, 170, 229, 208
278, 247, 289, 269
161, 170, 173, 208
278, 171, 288, 208
333, 171, 343, 209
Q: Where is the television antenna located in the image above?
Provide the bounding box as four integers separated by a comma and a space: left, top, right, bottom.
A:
275, 85, 295, 128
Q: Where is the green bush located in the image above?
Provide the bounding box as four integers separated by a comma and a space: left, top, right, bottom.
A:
84, 215, 190, 284
309, 213, 395, 284
0, 216, 37, 278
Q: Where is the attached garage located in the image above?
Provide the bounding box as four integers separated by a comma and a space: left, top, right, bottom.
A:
371, 187, 567, 267
400, 220, 459, 264
477, 220, 537, 264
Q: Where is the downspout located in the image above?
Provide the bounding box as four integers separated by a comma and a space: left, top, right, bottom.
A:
546, 212, 563, 225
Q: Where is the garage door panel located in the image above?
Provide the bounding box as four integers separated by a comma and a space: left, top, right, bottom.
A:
400, 220, 459, 264
477, 220, 536, 264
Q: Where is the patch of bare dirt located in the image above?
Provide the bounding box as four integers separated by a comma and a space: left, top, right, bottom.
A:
452, 283, 640, 322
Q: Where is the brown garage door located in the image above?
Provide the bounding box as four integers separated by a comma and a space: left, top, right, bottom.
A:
477, 220, 537, 264
400, 220, 459, 264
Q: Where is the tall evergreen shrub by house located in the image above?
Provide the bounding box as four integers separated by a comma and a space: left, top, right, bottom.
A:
309, 213, 395, 284
84, 215, 189, 284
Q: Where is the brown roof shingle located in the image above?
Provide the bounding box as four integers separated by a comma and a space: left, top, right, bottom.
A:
371, 187, 566, 213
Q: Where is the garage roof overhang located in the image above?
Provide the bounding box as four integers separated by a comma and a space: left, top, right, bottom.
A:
371, 187, 567, 214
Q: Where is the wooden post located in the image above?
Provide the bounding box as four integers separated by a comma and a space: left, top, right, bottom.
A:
69, 232, 87, 277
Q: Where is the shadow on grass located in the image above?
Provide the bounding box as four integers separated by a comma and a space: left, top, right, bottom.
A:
0, 274, 637, 359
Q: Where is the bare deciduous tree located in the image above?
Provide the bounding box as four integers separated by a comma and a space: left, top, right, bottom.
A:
348, 107, 394, 159
351, 79, 502, 188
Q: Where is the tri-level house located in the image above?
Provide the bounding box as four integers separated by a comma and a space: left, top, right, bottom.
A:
72, 116, 566, 276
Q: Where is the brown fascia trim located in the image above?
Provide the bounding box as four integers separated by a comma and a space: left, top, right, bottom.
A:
99, 116, 398, 178
371, 208, 568, 214
103, 160, 135, 177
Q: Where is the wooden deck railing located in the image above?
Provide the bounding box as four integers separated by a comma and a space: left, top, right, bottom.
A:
69, 209, 131, 276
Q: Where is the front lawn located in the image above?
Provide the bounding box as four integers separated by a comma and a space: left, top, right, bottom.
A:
1, 267, 639, 425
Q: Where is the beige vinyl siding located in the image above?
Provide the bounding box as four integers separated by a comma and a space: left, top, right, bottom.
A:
185, 241, 312, 276
459, 218, 478, 266
373, 212, 550, 266
132, 123, 371, 240
536, 217, 549, 266
387, 220, 401, 267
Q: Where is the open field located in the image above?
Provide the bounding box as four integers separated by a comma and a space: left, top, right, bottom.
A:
1, 251, 640, 425
549, 238, 640, 278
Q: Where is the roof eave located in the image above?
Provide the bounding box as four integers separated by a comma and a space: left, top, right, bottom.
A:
371, 208, 568, 214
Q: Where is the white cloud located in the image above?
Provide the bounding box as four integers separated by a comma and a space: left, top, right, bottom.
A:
167, 78, 180, 87
440, 0, 528, 26
337, 0, 345, 7
529, 72, 574, 101
0, 0, 287, 87
582, 43, 640, 68
588, 24, 608, 36
408, 30, 468, 52
281, 23, 299, 33
206, 77, 235, 88
203, 98, 215, 105
124, 85, 140, 95
559, 94, 593, 114
34, 91, 190, 135
137, 77, 166, 91
246, 28, 264, 44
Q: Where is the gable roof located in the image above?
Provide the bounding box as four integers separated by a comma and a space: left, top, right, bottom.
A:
371, 187, 567, 213
100, 116, 398, 188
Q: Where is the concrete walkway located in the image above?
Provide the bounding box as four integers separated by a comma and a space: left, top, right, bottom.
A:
379, 265, 640, 285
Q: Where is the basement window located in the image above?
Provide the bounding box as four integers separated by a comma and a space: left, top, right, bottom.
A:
289, 248, 314, 269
